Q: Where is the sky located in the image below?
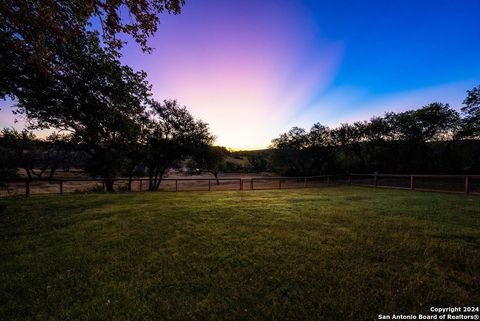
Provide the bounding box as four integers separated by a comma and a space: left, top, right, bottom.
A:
2, 0, 480, 149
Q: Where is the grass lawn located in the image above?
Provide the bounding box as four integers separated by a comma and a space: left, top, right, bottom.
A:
1, 187, 479, 321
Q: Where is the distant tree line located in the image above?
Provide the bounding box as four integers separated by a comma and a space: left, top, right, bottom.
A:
0, 126, 256, 188
3, 87, 479, 185
269, 86, 480, 176
0, 99, 223, 191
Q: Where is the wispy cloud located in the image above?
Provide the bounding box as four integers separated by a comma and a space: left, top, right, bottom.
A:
287, 80, 476, 131
119, 0, 344, 149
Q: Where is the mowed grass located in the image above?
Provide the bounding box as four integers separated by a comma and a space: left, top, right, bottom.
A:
0, 187, 479, 321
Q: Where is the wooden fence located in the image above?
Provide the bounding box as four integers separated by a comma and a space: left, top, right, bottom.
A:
2, 174, 479, 197
1, 175, 344, 197
349, 173, 480, 195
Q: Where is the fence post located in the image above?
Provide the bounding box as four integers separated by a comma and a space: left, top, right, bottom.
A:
465, 176, 470, 195
348, 175, 351, 185
251, 179, 254, 190
374, 174, 378, 188
102, 181, 105, 192
139, 179, 142, 192
175, 179, 178, 192
240, 179, 243, 191
327, 176, 330, 186
25, 179, 30, 197
208, 179, 211, 191
410, 175, 414, 190
59, 180, 63, 195
304, 177, 307, 188
279, 179, 282, 189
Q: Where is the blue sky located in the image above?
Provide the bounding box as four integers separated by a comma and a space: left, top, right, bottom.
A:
306, 0, 479, 93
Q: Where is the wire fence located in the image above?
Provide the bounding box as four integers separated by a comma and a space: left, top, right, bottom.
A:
349, 174, 480, 195
1, 174, 478, 197
0, 175, 347, 197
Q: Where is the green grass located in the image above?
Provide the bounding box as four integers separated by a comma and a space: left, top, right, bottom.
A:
1, 187, 479, 321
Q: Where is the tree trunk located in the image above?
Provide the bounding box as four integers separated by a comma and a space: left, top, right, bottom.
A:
149, 168, 159, 191
148, 171, 154, 191
127, 164, 136, 192
155, 167, 168, 190
24, 167, 32, 181
148, 169, 162, 191
49, 165, 58, 180
32, 167, 48, 179
128, 176, 133, 192
104, 179, 115, 192
214, 172, 220, 185
155, 177, 162, 190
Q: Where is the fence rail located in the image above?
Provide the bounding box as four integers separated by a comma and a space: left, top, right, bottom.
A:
0, 175, 346, 197
1, 174, 479, 197
349, 173, 480, 195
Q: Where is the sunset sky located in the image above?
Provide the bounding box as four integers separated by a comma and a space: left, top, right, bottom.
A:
1, 0, 480, 149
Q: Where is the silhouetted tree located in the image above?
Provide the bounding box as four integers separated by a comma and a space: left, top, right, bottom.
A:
270, 101, 470, 175
331, 122, 366, 171
271, 124, 334, 175
308, 123, 336, 173
44, 133, 76, 179
0, 130, 20, 182
8, 34, 151, 191
192, 145, 227, 184
385, 103, 459, 172
0, 129, 40, 180
1, 0, 184, 103
461, 85, 480, 138
145, 100, 213, 190
362, 117, 390, 171
271, 127, 311, 175
248, 151, 269, 173
387, 103, 459, 142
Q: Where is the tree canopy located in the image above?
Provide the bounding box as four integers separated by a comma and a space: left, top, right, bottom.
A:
270, 92, 479, 175
145, 99, 213, 190
191, 145, 228, 184
461, 85, 480, 138
1, 0, 185, 101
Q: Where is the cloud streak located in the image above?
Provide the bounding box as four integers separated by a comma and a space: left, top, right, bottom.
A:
118, 0, 344, 149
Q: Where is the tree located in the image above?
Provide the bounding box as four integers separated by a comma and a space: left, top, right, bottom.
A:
248, 151, 269, 173
0, 128, 41, 180
385, 103, 459, 172
331, 122, 366, 171
9, 34, 151, 190
461, 85, 480, 138
144, 100, 213, 190
308, 123, 336, 173
3, 1, 221, 192
1, 0, 184, 99
12, 33, 150, 127
386, 103, 459, 143
362, 117, 390, 171
192, 145, 227, 184
1, 0, 185, 54
44, 132, 77, 179
121, 114, 151, 191
269, 102, 470, 175
0, 130, 20, 182
0, 128, 83, 182
271, 124, 334, 176
271, 127, 311, 175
